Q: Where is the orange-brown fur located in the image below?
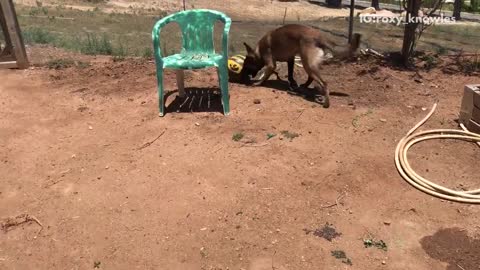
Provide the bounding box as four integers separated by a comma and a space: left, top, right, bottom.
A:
242, 24, 361, 108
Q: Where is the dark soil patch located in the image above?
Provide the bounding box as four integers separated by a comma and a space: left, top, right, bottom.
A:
304, 223, 342, 241
331, 250, 353, 266
420, 228, 480, 270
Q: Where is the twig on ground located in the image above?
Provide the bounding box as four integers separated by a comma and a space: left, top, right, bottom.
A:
213, 146, 224, 153
321, 193, 346, 209
363, 48, 385, 58
272, 250, 277, 270
457, 264, 466, 270
295, 109, 305, 121
44, 169, 72, 188
1, 214, 43, 234
137, 129, 166, 150
242, 142, 269, 147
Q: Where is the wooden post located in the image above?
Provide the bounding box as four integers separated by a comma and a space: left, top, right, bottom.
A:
0, 0, 29, 69
0, 5, 13, 57
348, 0, 355, 43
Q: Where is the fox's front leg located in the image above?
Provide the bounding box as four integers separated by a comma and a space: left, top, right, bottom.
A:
253, 61, 277, 86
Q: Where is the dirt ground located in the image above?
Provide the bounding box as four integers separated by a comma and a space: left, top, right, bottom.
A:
15, 0, 356, 20
1, 45, 480, 269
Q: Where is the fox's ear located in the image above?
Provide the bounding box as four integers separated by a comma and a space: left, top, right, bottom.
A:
243, 42, 255, 57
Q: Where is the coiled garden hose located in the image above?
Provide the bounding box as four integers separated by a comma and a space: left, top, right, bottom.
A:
394, 103, 480, 203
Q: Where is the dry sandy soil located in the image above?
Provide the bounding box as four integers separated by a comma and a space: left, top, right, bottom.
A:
1, 45, 480, 270
15, 0, 357, 21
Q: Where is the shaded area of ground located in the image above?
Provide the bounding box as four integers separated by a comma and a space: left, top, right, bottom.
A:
421, 228, 480, 270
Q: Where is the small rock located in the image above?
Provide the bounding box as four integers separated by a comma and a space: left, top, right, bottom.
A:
380, 118, 387, 122
195, 122, 200, 126
71, 154, 76, 158
105, 165, 109, 169
382, 260, 386, 265
200, 227, 207, 231
384, 221, 391, 225
253, 99, 261, 104
88, 125, 93, 130
421, 107, 427, 111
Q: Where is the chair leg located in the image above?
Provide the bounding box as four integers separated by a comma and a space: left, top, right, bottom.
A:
217, 64, 230, 115
175, 69, 186, 98
155, 67, 165, 117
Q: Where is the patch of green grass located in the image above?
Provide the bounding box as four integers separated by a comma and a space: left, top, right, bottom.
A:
434, 46, 448, 56
420, 54, 440, 70
280, 130, 299, 140
364, 239, 388, 251
142, 47, 153, 58
232, 132, 244, 142
17, 6, 168, 57
81, 33, 113, 55
22, 27, 55, 44
23, 28, 130, 56
331, 250, 353, 266
266, 133, 276, 140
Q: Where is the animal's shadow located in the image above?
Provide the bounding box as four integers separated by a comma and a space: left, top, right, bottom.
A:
257, 78, 349, 103
164, 88, 224, 114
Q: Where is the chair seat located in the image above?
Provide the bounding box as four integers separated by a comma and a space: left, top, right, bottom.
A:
163, 53, 223, 69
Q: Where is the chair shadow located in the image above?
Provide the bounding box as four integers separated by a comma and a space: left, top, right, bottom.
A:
260, 79, 350, 103
164, 87, 224, 114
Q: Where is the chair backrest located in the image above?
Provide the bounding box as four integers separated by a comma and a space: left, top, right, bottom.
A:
153, 9, 230, 55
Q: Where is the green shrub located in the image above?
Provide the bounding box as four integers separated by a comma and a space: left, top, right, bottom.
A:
81, 33, 113, 55
22, 28, 55, 44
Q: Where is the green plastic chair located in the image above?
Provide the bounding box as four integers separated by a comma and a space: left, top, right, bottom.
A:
152, 9, 232, 116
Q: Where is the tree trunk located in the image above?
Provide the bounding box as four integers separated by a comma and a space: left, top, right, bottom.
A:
371, 0, 380, 10
401, 0, 421, 66
453, 0, 462, 20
